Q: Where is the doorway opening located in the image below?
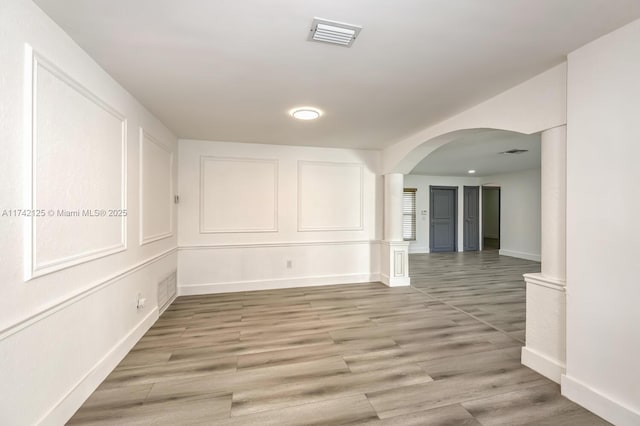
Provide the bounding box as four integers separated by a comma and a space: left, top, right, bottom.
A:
482, 186, 501, 250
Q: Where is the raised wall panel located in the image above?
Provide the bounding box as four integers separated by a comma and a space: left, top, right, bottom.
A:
26, 52, 126, 279
139, 128, 173, 245
298, 161, 363, 231
394, 250, 405, 277
200, 157, 278, 233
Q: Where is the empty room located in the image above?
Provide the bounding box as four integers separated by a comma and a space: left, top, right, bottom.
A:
1, 1, 639, 425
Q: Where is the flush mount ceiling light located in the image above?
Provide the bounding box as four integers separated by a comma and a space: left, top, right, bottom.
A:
290, 107, 322, 120
308, 18, 362, 47
468, 170, 476, 174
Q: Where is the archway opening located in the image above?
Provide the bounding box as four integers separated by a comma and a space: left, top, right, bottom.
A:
401, 128, 542, 343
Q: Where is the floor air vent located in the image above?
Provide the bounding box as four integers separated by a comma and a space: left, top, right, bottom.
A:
158, 271, 177, 313
309, 18, 362, 47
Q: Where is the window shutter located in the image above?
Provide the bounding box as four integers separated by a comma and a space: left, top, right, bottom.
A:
403, 188, 416, 241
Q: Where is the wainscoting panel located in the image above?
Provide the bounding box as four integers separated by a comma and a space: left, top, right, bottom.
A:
0, 250, 177, 426
139, 128, 173, 245
199, 157, 278, 233
178, 241, 380, 294
27, 52, 126, 279
298, 161, 363, 231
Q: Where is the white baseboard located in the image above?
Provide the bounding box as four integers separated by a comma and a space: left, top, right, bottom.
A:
178, 273, 381, 295
40, 308, 159, 426
499, 249, 541, 262
380, 273, 411, 287
521, 346, 565, 384
159, 294, 177, 314
562, 374, 640, 426
408, 245, 428, 254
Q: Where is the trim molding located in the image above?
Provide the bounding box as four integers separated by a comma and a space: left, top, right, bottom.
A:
297, 160, 364, 231
380, 240, 411, 248
139, 127, 174, 246
0, 247, 177, 341
25, 47, 128, 280
408, 245, 428, 254
179, 273, 381, 295
381, 273, 411, 287
393, 250, 405, 276
199, 156, 279, 233
523, 272, 566, 291
521, 346, 565, 384
39, 307, 159, 426
178, 240, 381, 251
562, 374, 640, 426
160, 294, 178, 315
499, 249, 541, 262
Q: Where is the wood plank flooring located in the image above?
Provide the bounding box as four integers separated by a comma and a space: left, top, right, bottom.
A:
410, 250, 539, 343
68, 251, 607, 425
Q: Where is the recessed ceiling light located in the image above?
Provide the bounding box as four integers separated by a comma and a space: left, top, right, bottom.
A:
468, 170, 476, 174
290, 107, 321, 120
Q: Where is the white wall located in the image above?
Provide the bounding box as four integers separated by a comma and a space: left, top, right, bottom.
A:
0, 1, 178, 424
482, 169, 541, 261
404, 170, 540, 261
384, 63, 567, 174
403, 175, 479, 253
563, 18, 640, 426
178, 139, 382, 294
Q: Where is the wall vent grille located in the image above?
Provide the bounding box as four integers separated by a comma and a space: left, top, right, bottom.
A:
158, 271, 177, 313
309, 18, 362, 47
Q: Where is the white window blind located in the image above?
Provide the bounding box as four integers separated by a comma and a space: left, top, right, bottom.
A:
403, 188, 417, 241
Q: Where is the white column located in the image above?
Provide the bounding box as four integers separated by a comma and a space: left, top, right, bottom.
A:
522, 125, 567, 383
381, 173, 410, 287
541, 125, 567, 281
384, 173, 404, 241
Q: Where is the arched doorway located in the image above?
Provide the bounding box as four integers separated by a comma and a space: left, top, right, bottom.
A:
381, 125, 568, 384
400, 128, 543, 364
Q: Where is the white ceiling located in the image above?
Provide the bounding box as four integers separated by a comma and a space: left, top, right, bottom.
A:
35, 0, 640, 150
411, 130, 540, 177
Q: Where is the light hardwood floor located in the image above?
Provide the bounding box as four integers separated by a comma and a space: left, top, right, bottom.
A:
68, 251, 608, 425
410, 250, 537, 343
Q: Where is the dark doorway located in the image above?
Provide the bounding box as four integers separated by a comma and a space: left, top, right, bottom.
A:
482, 186, 501, 250
430, 186, 457, 252
463, 186, 480, 251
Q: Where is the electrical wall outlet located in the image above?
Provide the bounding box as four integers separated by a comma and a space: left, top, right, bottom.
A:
286, 260, 292, 269
137, 293, 146, 309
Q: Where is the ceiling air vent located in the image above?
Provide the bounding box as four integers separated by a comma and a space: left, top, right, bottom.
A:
500, 149, 529, 155
309, 18, 362, 47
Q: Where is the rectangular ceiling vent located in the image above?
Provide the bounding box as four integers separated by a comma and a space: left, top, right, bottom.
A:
500, 149, 529, 155
309, 18, 362, 47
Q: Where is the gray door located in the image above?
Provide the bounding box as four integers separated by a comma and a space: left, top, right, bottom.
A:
430, 186, 457, 252
463, 186, 480, 251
